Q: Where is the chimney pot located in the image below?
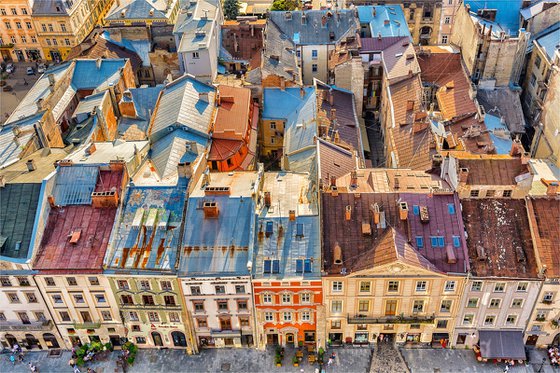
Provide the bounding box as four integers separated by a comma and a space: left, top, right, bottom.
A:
333, 242, 342, 265
26, 159, 36, 172
398, 202, 408, 220
345, 205, 352, 221
264, 191, 271, 207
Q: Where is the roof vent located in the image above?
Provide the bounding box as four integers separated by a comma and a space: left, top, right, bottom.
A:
285, 11, 292, 20
406, 53, 414, 60
476, 245, 487, 261
419, 206, 429, 223
333, 242, 342, 265
370, 203, 380, 225
345, 205, 352, 221
149, 8, 154, 16
68, 229, 82, 244
26, 159, 36, 172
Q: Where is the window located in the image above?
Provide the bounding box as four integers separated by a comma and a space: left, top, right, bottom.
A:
117, 280, 129, 290
331, 320, 341, 329
283, 312, 292, 322
484, 315, 495, 326
59, 311, 71, 322
4, 22, 11, 30
192, 52, 199, 59
444, 17, 450, 24
263, 293, 272, 304
41, 24, 47, 32
440, 300, 452, 312
502, 190, 512, 198
436, 319, 448, 329
217, 301, 228, 311
543, 292, 554, 303
385, 300, 397, 316
88, 277, 99, 286
444, 281, 456, 292
139, 280, 151, 290
462, 314, 474, 325
416, 281, 427, 292
295, 258, 311, 272
80, 311, 91, 323
15, 22, 22, 29
506, 315, 517, 325
148, 312, 159, 322
48, 24, 53, 32
297, 311, 310, 322
282, 293, 292, 304
270, 137, 275, 144
470, 189, 480, 198
311, 50, 318, 59
452, 236, 461, 248
215, 285, 225, 294
535, 55, 542, 69
26, 293, 38, 303
193, 302, 204, 312
536, 311, 547, 320
412, 300, 424, 313
530, 73, 537, 87
67, 277, 77, 286
0, 9, 5, 15
511, 299, 523, 308
136, 337, 146, 344
35, 312, 46, 321
494, 283, 505, 292
101, 311, 112, 321
129, 312, 139, 321
486, 190, 496, 197
160, 281, 172, 291
7, 293, 20, 303
360, 281, 371, 292
300, 293, 311, 303
265, 312, 274, 322
31, 36, 37, 43
17, 277, 30, 286
0, 277, 11, 286
489, 299, 501, 308
531, 325, 542, 332
441, 35, 448, 44
10, 36, 17, 44
358, 300, 369, 312
431, 236, 445, 248
237, 300, 248, 311
121, 295, 134, 305
331, 300, 342, 313
22, 8, 28, 14
332, 281, 343, 292
388, 281, 399, 292
416, 236, 424, 248
73, 294, 85, 303
164, 296, 176, 306
467, 298, 479, 308
142, 295, 155, 306
471, 281, 482, 291
190, 286, 201, 295
312, 64, 318, 73
60, 23, 67, 32
517, 282, 528, 292
235, 285, 245, 294
11, 8, 17, 14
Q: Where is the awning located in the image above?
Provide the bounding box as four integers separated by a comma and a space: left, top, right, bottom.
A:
210, 330, 241, 338
479, 330, 526, 360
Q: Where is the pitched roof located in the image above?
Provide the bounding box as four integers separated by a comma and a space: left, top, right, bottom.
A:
118, 86, 164, 140
268, 10, 358, 45
527, 198, 560, 278
0, 148, 68, 184
66, 35, 143, 71
221, 20, 265, 68
259, 20, 301, 83
357, 5, 411, 38
520, 0, 560, 20
317, 139, 356, 187
32, 0, 71, 15
360, 36, 406, 52
458, 157, 527, 185
535, 25, 560, 60
106, 0, 175, 20
465, 0, 523, 36
382, 38, 421, 82
477, 88, 526, 134
213, 85, 251, 140
462, 199, 538, 278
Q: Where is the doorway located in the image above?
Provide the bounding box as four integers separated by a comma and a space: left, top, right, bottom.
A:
152, 332, 164, 347
266, 333, 278, 345
5, 334, 17, 347
43, 333, 59, 348
286, 333, 295, 346
25, 334, 41, 349
171, 331, 187, 347
526, 335, 539, 346
241, 335, 253, 347
69, 336, 82, 347
109, 335, 122, 347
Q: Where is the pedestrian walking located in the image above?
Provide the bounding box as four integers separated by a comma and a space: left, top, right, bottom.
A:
18, 352, 25, 362
28, 362, 37, 372
73, 366, 81, 373
9, 354, 15, 365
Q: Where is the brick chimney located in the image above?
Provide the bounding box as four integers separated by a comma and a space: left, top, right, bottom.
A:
330, 108, 336, 121
333, 242, 342, 265
398, 202, 408, 220
345, 205, 352, 221
119, 90, 137, 118
350, 171, 358, 187
26, 159, 36, 172
264, 191, 271, 207
458, 167, 469, 184
546, 181, 559, 196
289, 210, 296, 221
509, 138, 524, 157
91, 190, 119, 208
371, 203, 380, 225
203, 201, 219, 218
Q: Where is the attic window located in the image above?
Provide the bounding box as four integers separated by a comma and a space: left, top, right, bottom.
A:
263, 259, 280, 274
69, 229, 82, 244
296, 223, 304, 238
265, 221, 274, 237
295, 259, 312, 273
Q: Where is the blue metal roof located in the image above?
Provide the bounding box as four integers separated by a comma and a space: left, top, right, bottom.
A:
357, 5, 410, 38
536, 26, 560, 60
53, 165, 99, 206
465, 0, 523, 36
262, 87, 314, 120
485, 114, 513, 154
72, 59, 128, 90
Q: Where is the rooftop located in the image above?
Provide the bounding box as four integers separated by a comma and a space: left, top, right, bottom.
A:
462, 199, 538, 278
527, 159, 560, 196
0, 148, 68, 184
535, 26, 560, 60
466, 0, 523, 37
527, 198, 560, 278
106, 0, 177, 21
477, 88, 526, 134
221, 19, 265, 69
357, 5, 411, 39
67, 140, 150, 167
213, 85, 252, 139
381, 37, 421, 82
458, 157, 528, 185
317, 139, 356, 189
118, 86, 164, 141
268, 10, 358, 46
258, 20, 301, 84
33, 165, 126, 273
520, 0, 560, 20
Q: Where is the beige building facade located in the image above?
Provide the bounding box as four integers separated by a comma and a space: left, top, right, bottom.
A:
0, 0, 43, 62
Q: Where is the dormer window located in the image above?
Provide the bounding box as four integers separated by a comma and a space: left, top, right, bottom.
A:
263, 259, 280, 274
295, 259, 312, 273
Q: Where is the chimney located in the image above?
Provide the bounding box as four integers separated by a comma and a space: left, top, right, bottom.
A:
476, 245, 487, 261
412, 119, 428, 133
350, 171, 358, 187
407, 100, 414, 111
85, 143, 96, 156
96, 58, 102, 69
372, 7, 376, 17
331, 185, 338, 196
47, 73, 55, 86
333, 242, 342, 265
446, 245, 457, 264
330, 175, 336, 187
199, 92, 209, 102
203, 201, 219, 218
546, 181, 559, 196
510, 138, 523, 157
280, 76, 286, 91
458, 167, 469, 184
398, 202, 408, 220
300, 87, 305, 98
330, 108, 336, 121
204, 186, 231, 195
345, 205, 352, 221
26, 159, 36, 172
384, 19, 390, 26
322, 15, 327, 27
91, 190, 119, 208
264, 191, 271, 207
521, 152, 530, 165
47, 195, 56, 208
177, 162, 192, 178
328, 91, 334, 106
370, 203, 380, 225
36, 98, 44, 111
334, 130, 340, 143
289, 210, 296, 221
119, 90, 136, 118
432, 154, 443, 169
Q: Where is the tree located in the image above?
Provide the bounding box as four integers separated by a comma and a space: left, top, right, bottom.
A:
224, 0, 240, 20
270, 0, 298, 11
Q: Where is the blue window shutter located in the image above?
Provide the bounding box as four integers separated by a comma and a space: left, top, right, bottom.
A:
304, 259, 312, 273
438, 237, 445, 247
272, 260, 280, 273
295, 259, 303, 273
413, 205, 420, 215
416, 236, 424, 248
263, 260, 271, 273
453, 236, 461, 248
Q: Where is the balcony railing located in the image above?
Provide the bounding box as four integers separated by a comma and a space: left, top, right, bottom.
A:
347, 314, 435, 325
0, 320, 53, 331
73, 321, 102, 329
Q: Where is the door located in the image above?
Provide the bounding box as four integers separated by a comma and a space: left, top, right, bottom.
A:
109, 335, 122, 347
5, 334, 17, 347
220, 318, 232, 330
152, 332, 163, 347
171, 331, 187, 347
267, 334, 278, 345
385, 300, 397, 316
69, 336, 82, 347
286, 333, 295, 345
525, 335, 538, 346
43, 333, 59, 348
25, 334, 41, 349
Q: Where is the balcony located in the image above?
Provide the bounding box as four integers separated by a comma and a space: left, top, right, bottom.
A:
347, 314, 435, 325
0, 43, 15, 49
0, 320, 53, 331
73, 321, 101, 329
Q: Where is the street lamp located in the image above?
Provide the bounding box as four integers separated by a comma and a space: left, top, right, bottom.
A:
537, 356, 547, 373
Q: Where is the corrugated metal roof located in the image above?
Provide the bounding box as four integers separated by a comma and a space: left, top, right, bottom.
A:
53, 166, 99, 206
357, 6, 411, 38
0, 117, 38, 169
73, 92, 106, 119
151, 129, 207, 180
465, 0, 522, 36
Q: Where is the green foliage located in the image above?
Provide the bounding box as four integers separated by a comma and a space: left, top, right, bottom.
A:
90, 341, 103, 352
104, 342, 114, 351
223, 0, 240, 20
76, 357, 85, 366
127, 355, 136, 365
270, 0, 298, 11
76, 346, 87, 358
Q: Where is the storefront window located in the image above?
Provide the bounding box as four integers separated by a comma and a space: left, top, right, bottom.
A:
406, 334, 420, 343
354, 332, 368, 344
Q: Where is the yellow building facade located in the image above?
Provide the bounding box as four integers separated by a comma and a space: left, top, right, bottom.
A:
32, 0, 113, 62
0, 0, 43, 62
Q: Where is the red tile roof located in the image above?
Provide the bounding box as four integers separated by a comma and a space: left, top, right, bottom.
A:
527, 198, 560, 278
33, 168, 124, 273
213, 85, 252, 140
208, 139, 244, 161
462, 199, 538, 278
458, 158, 527, 185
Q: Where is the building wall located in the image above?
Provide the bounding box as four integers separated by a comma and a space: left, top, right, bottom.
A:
107, 275, 192, 351
260, 119, 285, 157
450, 4, 480, 80
180, 277, 254, 349
104, 0, 180, 27
482, 37, 522, 87
333, 57, 365, 115
525, 281, 559, 348
35, 274, 125, 349
522, 4, 560, 35
322, 270, 463, 346
404, 2, 442, 45
438, 0, 461, 44
0, 0, 43, 62
299, 44, 330, 85
253, 279, 323, 349
456, 182, 531, 200
452, 278, 540, 348
522, 43, 551, 121
0, 266, 64, 350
